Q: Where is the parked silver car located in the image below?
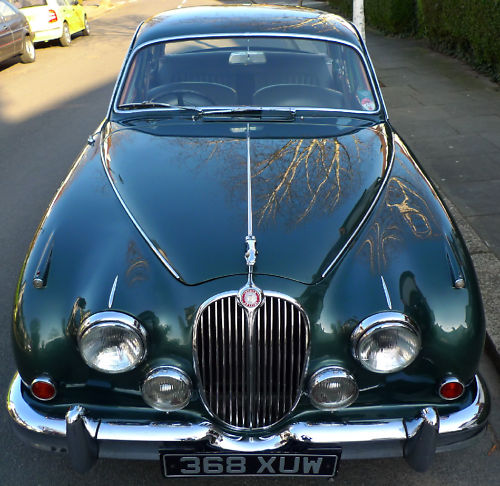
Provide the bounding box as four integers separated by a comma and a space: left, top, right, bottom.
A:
0, 0, 35, 64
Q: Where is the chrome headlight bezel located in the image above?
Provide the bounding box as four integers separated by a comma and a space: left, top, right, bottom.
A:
77, 311, 147, 374
141, 366, 192, 411
351, 312, 421, 374
309, 366, 359, 410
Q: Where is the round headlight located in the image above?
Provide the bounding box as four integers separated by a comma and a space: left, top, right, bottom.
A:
309, 367, 358, 410
352, 312, 421, 374
78, 312, 147, 373
142, 367, 192, 411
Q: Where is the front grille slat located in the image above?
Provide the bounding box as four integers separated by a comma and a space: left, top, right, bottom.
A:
241, 304, 247, 427
269, 297, 275, 423
195, 292, 309, 429
222, 299, 227, 421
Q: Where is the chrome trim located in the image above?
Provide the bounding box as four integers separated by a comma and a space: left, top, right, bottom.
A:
108, 275, 118, 308
99, 134, 181, 281
33, 230, 55, 289
439, 377, 465, 401
105, 21, 144, 119
66, 405, 85, 425
246, 124, 253, 240
87, 131, 100, 146
445, 236, 466, 289
380, 275, 392, 309
405, 407, 439, 439
78, 311, 147, 344
193, 290, 310, 431
308, 367, 359, 410
358, 30, 388, 119
77, 311, 147, 373
7, 373, 489, 458
30, 376, 57, 402
111, 33, 383, 117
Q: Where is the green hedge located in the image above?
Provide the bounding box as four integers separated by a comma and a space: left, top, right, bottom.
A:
366, 0, 416, 34
328, 0, 500, 81
328, 0, 416, 35
419, 0, 500, 81
328, 0, 352, 18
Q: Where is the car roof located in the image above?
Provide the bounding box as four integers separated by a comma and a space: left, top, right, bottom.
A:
133, 5, 361, 49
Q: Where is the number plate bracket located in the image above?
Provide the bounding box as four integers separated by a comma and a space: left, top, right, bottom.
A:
160, 447, 341, 478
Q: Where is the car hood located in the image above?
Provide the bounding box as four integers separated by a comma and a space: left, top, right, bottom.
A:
102, 121, 392, 284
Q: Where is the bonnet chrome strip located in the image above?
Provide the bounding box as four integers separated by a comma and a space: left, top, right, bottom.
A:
99, 129, 181, 281
246, 124, 253, 239
244, 124, 258, 273
380, 275, 392, 310
321, 129, 395, 279
108, 275, 119, 309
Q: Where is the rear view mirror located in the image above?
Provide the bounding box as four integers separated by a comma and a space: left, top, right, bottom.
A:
229, 51, 266, 65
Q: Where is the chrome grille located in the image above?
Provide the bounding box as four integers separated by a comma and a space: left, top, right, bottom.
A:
194, 292, 309, 429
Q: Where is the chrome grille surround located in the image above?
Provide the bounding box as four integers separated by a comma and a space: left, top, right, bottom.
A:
193, 291, 310, 430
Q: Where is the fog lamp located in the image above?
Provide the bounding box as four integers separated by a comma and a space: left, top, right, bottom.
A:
309, 367, 358, 410
142, 367, 192, 411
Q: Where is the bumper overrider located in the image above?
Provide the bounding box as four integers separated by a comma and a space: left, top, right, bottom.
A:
7, 372, 490, 474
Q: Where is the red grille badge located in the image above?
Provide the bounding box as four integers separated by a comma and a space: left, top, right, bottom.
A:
238, 285, 263, 310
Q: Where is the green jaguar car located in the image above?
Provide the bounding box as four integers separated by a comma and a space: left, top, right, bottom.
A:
7, 4, 489, 478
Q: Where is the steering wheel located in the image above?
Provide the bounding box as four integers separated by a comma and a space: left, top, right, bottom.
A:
149, 88, 215, 106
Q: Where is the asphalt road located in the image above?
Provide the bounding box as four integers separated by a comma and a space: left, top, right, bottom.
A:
0, 1, 499, 484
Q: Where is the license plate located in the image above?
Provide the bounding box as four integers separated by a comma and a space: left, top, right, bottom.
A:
161, 452, 340, 477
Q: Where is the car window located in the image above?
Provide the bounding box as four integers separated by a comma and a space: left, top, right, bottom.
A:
0, 1, 17, 18
118, 36, 378, 112
12, 0, 47, 7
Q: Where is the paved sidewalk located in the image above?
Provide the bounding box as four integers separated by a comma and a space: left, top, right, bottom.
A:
363, 29, 500, 362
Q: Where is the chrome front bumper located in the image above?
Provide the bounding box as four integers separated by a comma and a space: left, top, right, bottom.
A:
7, 373, 490, 472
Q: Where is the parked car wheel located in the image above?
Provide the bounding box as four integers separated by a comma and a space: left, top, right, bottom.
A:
20, 35, 35, 63
82, 15, 90, 36
59, 22, 71, 46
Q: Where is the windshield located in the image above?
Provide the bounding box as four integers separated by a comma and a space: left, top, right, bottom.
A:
117, 36, 378, 113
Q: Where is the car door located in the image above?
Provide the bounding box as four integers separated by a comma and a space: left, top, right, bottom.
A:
60, 0, 80, 34
0, 1, 15, 62
6, 3, 25, 54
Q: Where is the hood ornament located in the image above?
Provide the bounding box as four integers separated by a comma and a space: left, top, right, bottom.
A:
245, 235, 257, 268
238, 126, 263, 311
239, 237, 262, 311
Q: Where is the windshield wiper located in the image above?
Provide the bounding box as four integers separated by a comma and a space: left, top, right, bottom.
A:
200, 107, 296, 120
119, 102, 202, 115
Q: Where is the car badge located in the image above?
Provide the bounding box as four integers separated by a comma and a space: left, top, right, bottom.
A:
238, 283, 264, 311
239, 286, 261, 308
